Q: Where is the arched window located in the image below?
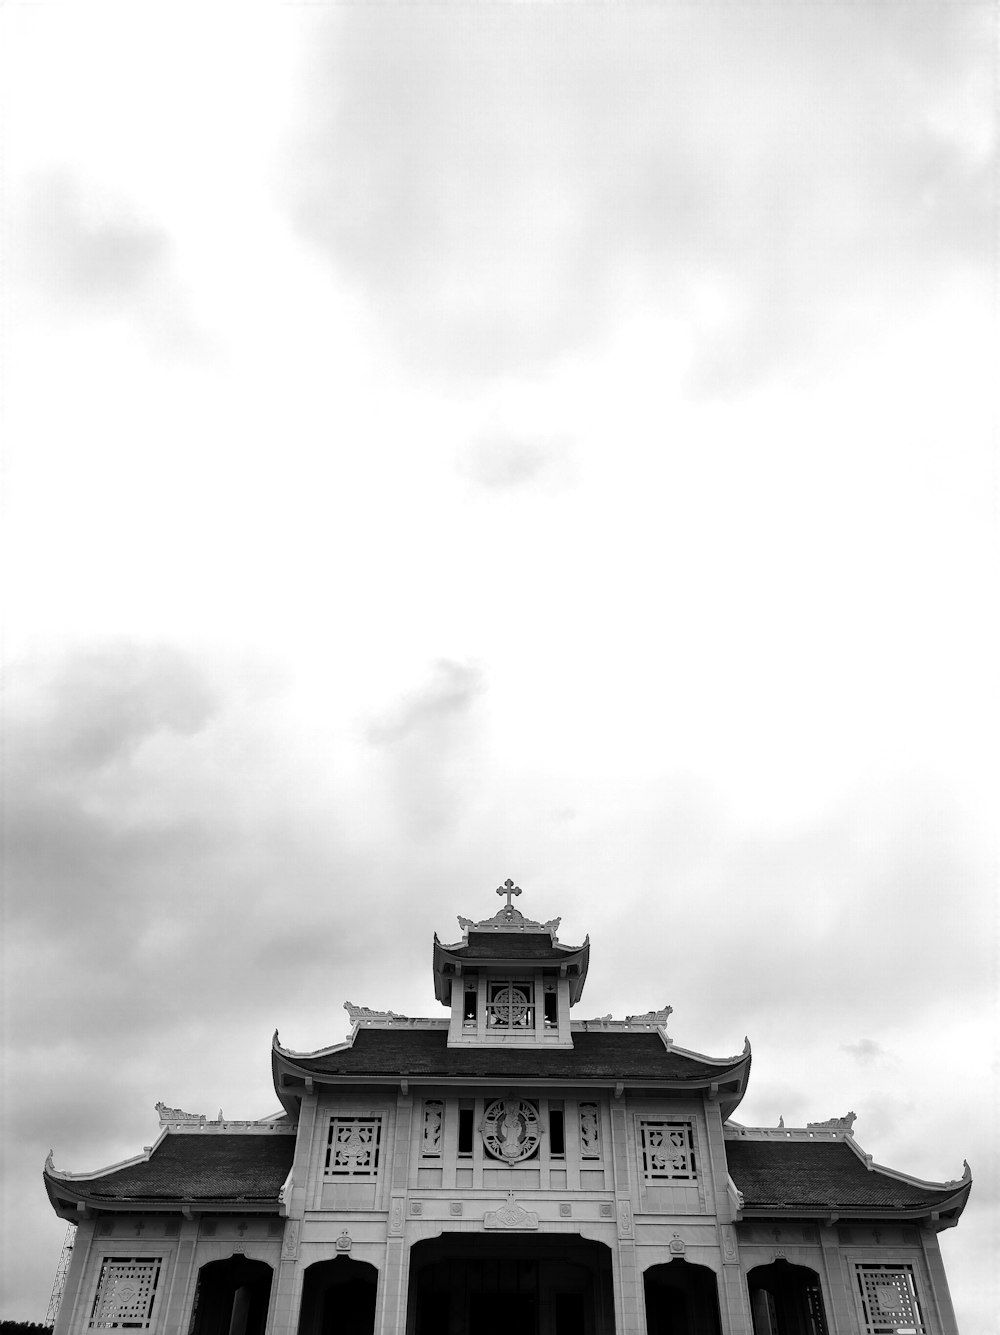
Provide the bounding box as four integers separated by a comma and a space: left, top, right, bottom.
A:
747, 1261, 829, 1335
297, 1256, 378, 1335
189, 1256, 273, 1335
644, 1258, 722, 1335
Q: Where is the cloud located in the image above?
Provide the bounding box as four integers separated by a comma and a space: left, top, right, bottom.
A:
842, 1038, 893, 1066
288, 5, 991, 388
14, 173, 200, 350
458, 435, 573, 492
20, 174, 169, 306
366, 660, 487, 835
367, 659, 486, 746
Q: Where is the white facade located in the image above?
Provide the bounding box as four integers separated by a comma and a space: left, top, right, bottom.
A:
46, 894, 970, 1335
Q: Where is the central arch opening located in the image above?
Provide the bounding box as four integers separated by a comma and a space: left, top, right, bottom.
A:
407, 1234, 614, 1335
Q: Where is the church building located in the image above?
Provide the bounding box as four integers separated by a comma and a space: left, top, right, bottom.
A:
44, 884, 971, 1334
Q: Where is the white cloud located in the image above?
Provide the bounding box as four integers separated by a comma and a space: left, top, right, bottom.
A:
291, 4, 991, 386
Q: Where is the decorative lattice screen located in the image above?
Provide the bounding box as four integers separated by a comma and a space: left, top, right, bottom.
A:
422, 1100, 443, 1157
855, 1264, 926, 1334
639, 1120, 697, 1181
579, 1102, 601, 1159
89, 1257, 161, 1329
324, 1116, 382, 1177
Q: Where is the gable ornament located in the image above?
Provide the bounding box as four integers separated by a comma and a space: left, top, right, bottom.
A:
485, 1192, 539, 1231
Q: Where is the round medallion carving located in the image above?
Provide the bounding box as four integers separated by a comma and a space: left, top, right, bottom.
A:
481, 1098, 541, 1162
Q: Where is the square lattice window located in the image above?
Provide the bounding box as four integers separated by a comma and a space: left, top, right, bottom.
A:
324, 1116, 383, 1177
89, 1257, 162, 1329
855, 1264, 926, 1334
639, 1120, 697, 1181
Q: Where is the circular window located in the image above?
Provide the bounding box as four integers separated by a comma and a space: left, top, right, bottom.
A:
481, 1098, 541, 1162
489, 985, 531, 1027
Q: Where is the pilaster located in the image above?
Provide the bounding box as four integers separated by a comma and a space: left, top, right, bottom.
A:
920, 1227, 961, 1335
53, 1217, 96, 1335
375, 1235, 410, 1335
264, 1253, 305, 1335
818, 1223, 856, 1334
157, 1220, 199, 1335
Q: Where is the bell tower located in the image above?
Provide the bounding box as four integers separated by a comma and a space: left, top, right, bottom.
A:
432, 880, 590, 1049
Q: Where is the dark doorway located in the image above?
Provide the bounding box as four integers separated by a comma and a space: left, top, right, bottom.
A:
190, 1256, 272, 1335
298, 1256, 378, 1335
469, 1291, 535, 1334
408, 1234, 614, 1335
644, 1260, 722, 1335
747, 1262, 828, 1335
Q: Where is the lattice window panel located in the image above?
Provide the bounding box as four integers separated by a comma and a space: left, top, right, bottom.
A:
89, 1257, 161, 1329
488, 980, 534, 1028
639, 1120, 697, 1181
855, 1265, 926, 1334
422, 1100, 443, 1157
324, 1116, 382, 1177
579, 1102, 601, 1159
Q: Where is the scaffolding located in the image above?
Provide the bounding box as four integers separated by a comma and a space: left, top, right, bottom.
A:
45, 1223, 76, 1328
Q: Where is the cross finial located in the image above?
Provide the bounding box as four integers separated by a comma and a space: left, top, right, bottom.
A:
496, 878, 522, 911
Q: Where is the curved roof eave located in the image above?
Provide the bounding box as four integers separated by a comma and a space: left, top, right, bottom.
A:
43, 1134, 166, 1184
272, 1046, 751, 1118
844, 1135, 973, 1195
738, 1181, 971, 1227
666, 1037, 751, 1067
272, 1028, 354, 1061
43, 1173, 285, 1222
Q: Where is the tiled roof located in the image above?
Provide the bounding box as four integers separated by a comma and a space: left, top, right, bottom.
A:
726, 1140, 965, 1213
47, 1134, 295, 1203
279, 1028, 745, 1082
454, 933, 580, 960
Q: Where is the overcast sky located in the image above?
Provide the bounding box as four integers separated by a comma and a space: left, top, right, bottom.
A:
1, 2, 996, 1330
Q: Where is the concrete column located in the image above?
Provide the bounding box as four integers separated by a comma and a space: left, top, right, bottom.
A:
158, 1226, 199, 1335
818, 1224, 858, 1334
393, 1092, 413, 1195
715, 1226, 753, 1335
614, 1237, 644, 1335
265, 1255, 305, 1335
376, 1234, 410, 1335
607, 1098, 643, 1333
53, 1217, 96, 1335
920, 1227, 961, 1335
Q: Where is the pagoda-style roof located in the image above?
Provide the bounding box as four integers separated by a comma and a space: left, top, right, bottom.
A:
272, 1027, 751, 1116
726, 1138, 971, 1229
432, 884, 590, 1004
44, 1131, 295, 1222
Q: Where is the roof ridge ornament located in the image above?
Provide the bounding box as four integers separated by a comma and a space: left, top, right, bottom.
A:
456, 878, 562, 937
344, 1001, 407, 1023
155, 1102, 207, 1126
807, 1111, 857, 1132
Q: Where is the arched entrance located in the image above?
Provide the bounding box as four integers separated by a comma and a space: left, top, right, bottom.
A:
408, 1234, 615, 1335
643, 1259, 722, 1335
189, 1256, 273, 1335
747, 1261, 829, 1335
297, 1256, 378, 1335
